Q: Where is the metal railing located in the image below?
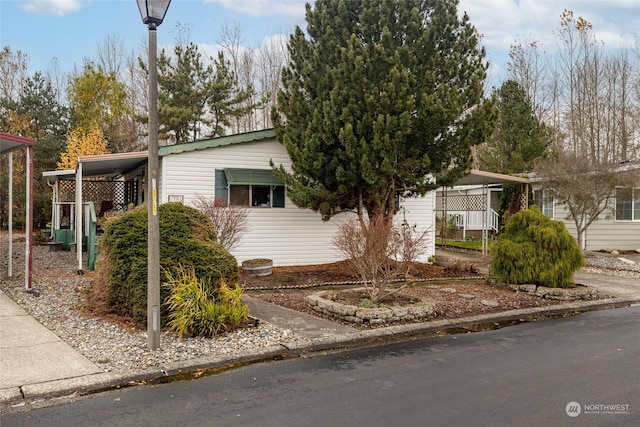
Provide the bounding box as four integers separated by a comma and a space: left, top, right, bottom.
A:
490, 209, 500, 233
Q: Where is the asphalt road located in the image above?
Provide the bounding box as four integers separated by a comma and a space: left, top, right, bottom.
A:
3, 306, 639, 427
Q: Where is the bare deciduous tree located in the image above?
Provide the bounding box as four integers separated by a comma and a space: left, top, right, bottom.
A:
508, 10, 639, 163
507, 38, 553, 123
333, 218, 430, 304
534, 151, 639, 251
218, 24, 289, 133
96, 33, 127, 78
0, 46, 29, 101
192, 195, 250, 252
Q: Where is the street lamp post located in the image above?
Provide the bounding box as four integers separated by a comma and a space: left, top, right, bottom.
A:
137, 0, 171, 351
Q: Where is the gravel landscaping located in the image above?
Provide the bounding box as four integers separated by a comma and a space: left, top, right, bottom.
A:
1, 236, 309, 373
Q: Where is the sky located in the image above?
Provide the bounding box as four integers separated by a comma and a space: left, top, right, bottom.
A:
0, 0, 638, 89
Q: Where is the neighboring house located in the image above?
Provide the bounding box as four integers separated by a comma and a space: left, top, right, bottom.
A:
531, 162, 640, 251
45, 129, 436, 268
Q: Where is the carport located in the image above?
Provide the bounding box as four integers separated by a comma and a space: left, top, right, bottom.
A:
1, 132, 35, 291
437, 170, 530, 255
43, 151, 149, 273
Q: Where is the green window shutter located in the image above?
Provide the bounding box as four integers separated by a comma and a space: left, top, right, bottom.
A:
215, 169, 228, 205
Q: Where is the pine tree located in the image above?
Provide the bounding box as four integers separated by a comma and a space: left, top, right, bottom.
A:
155, 42, 207, 144
478, 80, 550, 174
206, 52, 257, 138
18, 72, 69, 171
274, 0, 494, 223
154, 44, 257, 144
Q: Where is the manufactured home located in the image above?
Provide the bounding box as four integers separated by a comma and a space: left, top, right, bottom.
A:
44, 129, 436, 269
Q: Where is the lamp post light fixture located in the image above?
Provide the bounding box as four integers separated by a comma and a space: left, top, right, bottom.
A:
137, 0, 171, 351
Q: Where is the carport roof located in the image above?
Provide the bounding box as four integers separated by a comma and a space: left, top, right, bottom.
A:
447, 169, 529, 186
0, 132, 34, 154
78, 151, 148, 177
43, 151, 149, 181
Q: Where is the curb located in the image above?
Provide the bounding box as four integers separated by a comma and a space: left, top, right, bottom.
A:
2, 296, 639, 409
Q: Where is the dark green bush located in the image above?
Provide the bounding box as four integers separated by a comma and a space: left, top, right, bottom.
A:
490, 206, 584, 288
94, 203, 239, 326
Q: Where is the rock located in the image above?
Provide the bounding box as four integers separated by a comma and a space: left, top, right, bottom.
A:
481, 299, 499, 308
635, 248, 640, 254
535, 285, 599, 301
508, 284, 537, 294
439, 287, 457, 293
617, 257, 636, 265
611, 249, 620, 255
458, 293, 476, 300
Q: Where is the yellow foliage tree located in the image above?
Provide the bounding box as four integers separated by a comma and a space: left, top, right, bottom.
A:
57, 123, 109, 170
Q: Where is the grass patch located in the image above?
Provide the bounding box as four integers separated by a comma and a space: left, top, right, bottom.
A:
436, 239, 490, 251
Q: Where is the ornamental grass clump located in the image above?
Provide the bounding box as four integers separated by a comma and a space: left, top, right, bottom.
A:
163, 266, 248, 338
490, 206, 584, 288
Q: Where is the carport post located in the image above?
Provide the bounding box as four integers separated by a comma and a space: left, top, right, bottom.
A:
76, 161, 83, 274
25, 146, 33, 290
8, 152, 12, 277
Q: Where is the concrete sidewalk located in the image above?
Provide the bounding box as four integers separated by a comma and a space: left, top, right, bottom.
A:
0, 290, 103, 402
2, 257, 640, 409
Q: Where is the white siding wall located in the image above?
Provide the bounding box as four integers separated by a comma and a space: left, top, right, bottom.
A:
160, 139, 436, 266
553, 202, 640, 251
396, 193, 436, 261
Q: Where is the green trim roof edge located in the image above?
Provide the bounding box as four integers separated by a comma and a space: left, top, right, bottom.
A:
159, 128, 276, 156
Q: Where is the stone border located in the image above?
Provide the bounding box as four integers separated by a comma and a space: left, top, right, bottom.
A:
507, 283, 598, 301
305, 287, 435, 325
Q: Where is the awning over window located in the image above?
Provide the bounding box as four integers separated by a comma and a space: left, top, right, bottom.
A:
223, 168, 284, 186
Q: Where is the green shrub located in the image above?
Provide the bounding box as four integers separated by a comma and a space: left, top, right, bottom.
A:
490, 206, 584, 288
93, 203, 239, 326
164, 265, 249, 338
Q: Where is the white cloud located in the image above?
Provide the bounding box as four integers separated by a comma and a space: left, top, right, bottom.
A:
205, 0, 306, 18
459, 0, 639, 52
19, 0, 86, 16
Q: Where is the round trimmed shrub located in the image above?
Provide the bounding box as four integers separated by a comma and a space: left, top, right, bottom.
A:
490, 206, 584, 288
92, 203, 239, 326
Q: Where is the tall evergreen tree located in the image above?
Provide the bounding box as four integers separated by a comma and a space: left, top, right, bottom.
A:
206, 52, 257, 137
274, 0, 493, 223
155, 42, 208, 144
0, 71, 69, 227
18, 72, 69, 171
154, 44, 257, 144
18, 72, 69, 227
477, 79, 550, 174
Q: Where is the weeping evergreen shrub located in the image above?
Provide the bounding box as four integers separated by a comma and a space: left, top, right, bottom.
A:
91, 203, 239, 326
490, 206, 584, 288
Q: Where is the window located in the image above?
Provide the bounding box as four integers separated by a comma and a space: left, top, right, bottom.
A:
215, 169, 285, 208
533, 189, 553, 217
615, 188, 639, 221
